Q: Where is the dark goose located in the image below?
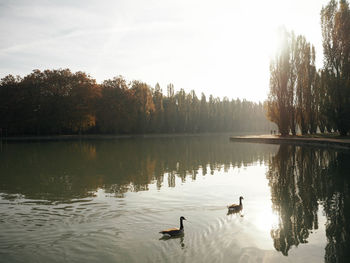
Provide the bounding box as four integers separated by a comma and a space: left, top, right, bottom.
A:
159, 216, 186, 237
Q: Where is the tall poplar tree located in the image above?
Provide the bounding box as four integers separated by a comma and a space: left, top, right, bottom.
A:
267, 28, 291, 136
321, 0, 350, 135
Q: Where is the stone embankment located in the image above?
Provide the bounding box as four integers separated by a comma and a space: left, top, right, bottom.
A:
229, 135, 350, 149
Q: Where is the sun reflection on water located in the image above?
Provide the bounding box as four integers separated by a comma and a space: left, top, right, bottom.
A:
255, 208, 279, 234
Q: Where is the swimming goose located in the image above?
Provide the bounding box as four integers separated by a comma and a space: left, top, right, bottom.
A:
227, 196, 244, 213
159, 216, 186, 236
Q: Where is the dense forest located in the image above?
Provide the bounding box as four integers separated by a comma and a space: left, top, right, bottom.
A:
267, 0, 350, 136
0, 70, 274, 136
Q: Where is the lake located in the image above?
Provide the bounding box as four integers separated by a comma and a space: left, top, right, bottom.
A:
0, 135, 349, 263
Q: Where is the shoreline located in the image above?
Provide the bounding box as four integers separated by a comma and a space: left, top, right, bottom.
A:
0, 133, 202, 142
0, 132, 245, 142
3, 133, 349, 149
229, 135, 350, 149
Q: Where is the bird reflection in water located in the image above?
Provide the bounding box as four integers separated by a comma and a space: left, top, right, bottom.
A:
159, 234, 185, 249
227, 208, 244, 217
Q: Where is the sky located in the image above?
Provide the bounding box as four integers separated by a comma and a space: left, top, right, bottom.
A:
0, 0, 330, 102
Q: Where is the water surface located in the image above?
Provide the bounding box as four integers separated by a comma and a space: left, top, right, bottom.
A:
0, 135, 349, 262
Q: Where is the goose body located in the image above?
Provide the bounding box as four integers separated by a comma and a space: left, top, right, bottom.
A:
227, 196, 244, 213
159, 216, 186, 236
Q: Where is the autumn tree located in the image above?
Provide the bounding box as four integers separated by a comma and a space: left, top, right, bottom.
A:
267, 29, 321, 136
321, 0, 350, 135
267, 29, 291, 136
295, 37, 318, 134
96, 76, 135, 133
288, 32, 298, 135
130, 80, 155, 133
0, 75, 23, 134
163, 84, 177, 132
65, 71, 101, 133
199, 93, 208, 132
151, 83, 164, 132
0, 69, 100, 135
1, 69, 275, 136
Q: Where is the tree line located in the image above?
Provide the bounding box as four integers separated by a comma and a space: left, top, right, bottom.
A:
0, 69, 274, 136
266, 0, 350, 136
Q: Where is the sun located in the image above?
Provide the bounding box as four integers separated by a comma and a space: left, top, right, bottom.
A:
214, 1, 288, 102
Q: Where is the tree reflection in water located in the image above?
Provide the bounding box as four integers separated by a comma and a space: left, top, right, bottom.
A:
267, 144, 350, 262
0, 136, 276, 201
1, 137, 349, 261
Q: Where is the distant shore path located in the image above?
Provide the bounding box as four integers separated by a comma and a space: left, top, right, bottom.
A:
230, 135, 350, 149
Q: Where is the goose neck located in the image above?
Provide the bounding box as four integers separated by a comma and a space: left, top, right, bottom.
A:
180, 218, 184, 230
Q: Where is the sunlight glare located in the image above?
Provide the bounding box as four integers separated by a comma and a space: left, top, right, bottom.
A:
255, 207, 279, 233
216, 0, 288, 100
